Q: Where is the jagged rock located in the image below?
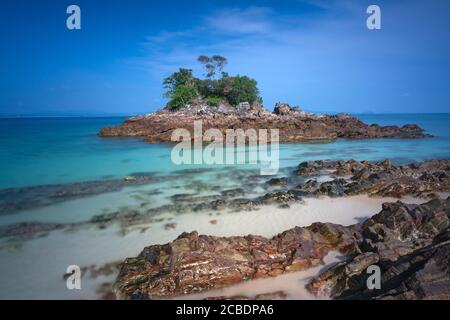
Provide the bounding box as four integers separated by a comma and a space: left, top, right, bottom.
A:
261, 191, 299, 204
113, 223, 359, 299
295, 160, 338, 176
315, 179, 347, 197
307, 197, 450, 300
295, 179, 318, 193
295, 159, 450, 198
113, 196, 450, 300
273, 103, 293, 115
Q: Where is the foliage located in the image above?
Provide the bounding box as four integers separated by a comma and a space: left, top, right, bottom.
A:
163, 57, 262, 109
227, 76, 261, 106
163, 68, 196, 98
206, 96, 221, 107
197, 55, 228, 79
167, 84, 198, 110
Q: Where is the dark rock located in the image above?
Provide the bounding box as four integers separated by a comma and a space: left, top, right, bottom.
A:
295, 159, 450, 198
266, 177, 288, 187
307, 197, 450, 300
261, 191, 299, 204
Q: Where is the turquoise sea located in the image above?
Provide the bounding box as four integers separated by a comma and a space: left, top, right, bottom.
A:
0, 113, 449, 299
1, 114, 450, 189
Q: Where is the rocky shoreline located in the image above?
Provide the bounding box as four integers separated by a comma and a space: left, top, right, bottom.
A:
1, 158, 448, 299
114, 197, 450, 300
111, 158, 450, 300
98, 104, 431, 143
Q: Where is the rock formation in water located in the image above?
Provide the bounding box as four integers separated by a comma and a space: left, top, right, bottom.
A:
99, 103, 431, 143
294, 159, 450, 198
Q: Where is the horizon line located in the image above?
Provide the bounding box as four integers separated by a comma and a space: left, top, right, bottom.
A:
1, 111, 450, 119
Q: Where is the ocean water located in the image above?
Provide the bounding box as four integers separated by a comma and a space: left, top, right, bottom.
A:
0, 114, 449, 189
0, 113, 449, 299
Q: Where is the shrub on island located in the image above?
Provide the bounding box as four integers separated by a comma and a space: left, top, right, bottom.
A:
163, 56, 262, 110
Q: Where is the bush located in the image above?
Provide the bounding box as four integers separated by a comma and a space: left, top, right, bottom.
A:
206, 96, 221, 107
162, 59, 262, 109
163, 68, 195, 98
227, 76, 260, 106
167, 85, 198, 110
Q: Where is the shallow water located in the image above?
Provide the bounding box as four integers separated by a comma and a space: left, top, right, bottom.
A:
0, 114, 449, 299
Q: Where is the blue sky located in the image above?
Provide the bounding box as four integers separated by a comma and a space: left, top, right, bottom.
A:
1, 0, 450, 116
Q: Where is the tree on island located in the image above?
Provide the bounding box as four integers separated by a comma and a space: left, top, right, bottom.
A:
163, 56, 262, 110
197, 55, 228, 79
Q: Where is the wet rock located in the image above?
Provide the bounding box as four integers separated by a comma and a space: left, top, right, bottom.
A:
315, 179, 347, 197
261, 191, 299, 204
295, 179, 318, 193
0, 222, 67, 250
0, 174, 169, 215
266, 177, 288, 187
228, 198, 260, 211
295, 160, 337, 176
295, 159, 450, 198
220, 188, 244, 198
113, 223, 358, 299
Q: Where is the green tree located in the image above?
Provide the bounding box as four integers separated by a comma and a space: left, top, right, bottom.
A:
162, 57, 262, 109
227, 76, 261, 106
163, 68, 195, 98
163, 68, 199, 109
167, 85, 198, 110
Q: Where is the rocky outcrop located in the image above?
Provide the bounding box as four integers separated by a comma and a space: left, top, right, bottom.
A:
99, 104, 431, 143
113, 223, 359, 299
113, 197, 450, 300
307, 197, 450, 300
294, 159, 450, 198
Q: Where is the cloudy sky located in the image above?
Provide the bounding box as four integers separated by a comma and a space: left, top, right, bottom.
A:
1, 0, 450, 115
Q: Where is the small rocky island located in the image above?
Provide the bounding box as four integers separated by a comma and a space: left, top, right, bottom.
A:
99, 56, 430, 142
99, 103, 430, 143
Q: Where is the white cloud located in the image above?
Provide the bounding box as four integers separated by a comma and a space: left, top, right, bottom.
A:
205, 7, 274, 34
